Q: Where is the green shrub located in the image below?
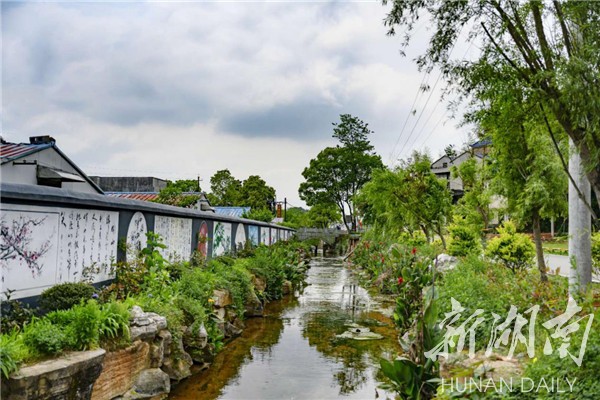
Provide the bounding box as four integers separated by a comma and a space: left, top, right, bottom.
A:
592, 232, 600, 271
514, 308, 600, 399
23, 320, 69, 356
45, 300, 102, 351
0, 331, 28, 378
98, 301, 130, 345
39, 282, 96, 312
246, 247, 286, 300
0, 291, 36, 332
447, 220, 482, 257
485, 220, 535, 273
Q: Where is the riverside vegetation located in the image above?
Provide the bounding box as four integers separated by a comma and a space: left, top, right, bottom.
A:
348, 226, 600, 400
0, 233, 311, 385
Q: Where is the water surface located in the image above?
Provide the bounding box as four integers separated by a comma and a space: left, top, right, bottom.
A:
170, 257, 401, 400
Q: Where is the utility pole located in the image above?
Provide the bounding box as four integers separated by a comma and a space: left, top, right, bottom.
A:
568, 140, 592, 295
284, 197, 287, 221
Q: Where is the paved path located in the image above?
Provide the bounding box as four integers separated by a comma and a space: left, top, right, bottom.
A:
545, 254, 600, 283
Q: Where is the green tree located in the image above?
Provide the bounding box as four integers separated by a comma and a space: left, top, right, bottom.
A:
242, 208, 274, 223
154, 179, 201, 208
451, 157, 492, 233
299, 114, 383, 231
306, 203, 342, 229
356, 152, 452, 246
208, 169, 242, 206
239, 175, 276, 210
382, 0, 600, 206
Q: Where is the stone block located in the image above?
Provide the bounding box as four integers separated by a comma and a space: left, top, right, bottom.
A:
2, 349, 105, 400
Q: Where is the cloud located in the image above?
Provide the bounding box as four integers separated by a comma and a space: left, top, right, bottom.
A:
2, 1, 468, 206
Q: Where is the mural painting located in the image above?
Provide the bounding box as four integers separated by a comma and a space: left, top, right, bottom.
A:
155, 216, 192, 260
212, 222, 232, 257
235, 224, 246, 252
271, 228, 278, 244
1, 205, 119, 299
248, 225, 259, 246
197, 221, 209, 258
126, 212, 148, 262
260, 226, 269, 245
58, 209, 118, 283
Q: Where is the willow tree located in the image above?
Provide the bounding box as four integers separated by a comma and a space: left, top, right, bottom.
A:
382, 0, 598, 291
382, 0, 600, 203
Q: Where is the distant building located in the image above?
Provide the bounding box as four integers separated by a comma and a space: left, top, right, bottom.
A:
213, 206, 251, 218
92, 175, 213, 211
0, 136, 103, 194
431, 150, 483, 201
90, 176, 168, 193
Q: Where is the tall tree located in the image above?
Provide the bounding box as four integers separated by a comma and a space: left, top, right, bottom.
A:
208, 169, 242, 206
154, 179, 202, 208
299, 114, 383, 231
356, 152, 453, 246
451, 157, 492, 233
382, 1, 600, 206
239, 175, 276, 210
382, 0, 597, 290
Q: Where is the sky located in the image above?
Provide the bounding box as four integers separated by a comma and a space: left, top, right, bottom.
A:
2, 1, 476, 207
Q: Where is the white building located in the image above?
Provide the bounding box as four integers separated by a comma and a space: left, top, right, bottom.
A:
0, 136, 103, 194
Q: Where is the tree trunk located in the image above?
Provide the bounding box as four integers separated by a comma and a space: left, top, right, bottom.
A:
568, 140, 592, 295
532, 208, 548, 282
435, 225, 447, 249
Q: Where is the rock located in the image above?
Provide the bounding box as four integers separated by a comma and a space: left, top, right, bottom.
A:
183, 324, 209, 364
122, 368, 170, 399
435, 254, 458, 272
212, 289, 232, 307
224, 322, 243, 338
214, 307, 226, 321
130, 308, 168, 342
149, 342, 164, 369
161, 336, 192, 382
157, 330, 172, 357
282, 280, 293, 295
244, 290, 264, 317
161, 358, 191, 383
3, 349, 105, 400
252, 275, 266, 292
336, 326, 383, 341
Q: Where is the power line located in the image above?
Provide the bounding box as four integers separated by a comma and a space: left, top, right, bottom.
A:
393, 28, 467, 162
387, 69, 431, 164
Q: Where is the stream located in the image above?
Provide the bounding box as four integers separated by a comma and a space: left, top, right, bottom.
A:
169, 257, 401, 399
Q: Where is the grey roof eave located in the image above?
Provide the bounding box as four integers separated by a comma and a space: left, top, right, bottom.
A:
0, 183, 292, 230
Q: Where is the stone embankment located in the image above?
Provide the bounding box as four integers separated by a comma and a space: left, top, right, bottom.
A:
1, 274, 298, 400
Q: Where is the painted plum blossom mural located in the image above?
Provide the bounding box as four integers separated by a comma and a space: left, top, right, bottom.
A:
1, 215, 53, 277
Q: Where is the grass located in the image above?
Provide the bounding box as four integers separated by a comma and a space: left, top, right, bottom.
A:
542, 239, 568, 255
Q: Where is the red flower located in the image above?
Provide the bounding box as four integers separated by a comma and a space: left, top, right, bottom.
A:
381, 256, 385, 263
411, 247, 417, 255
397, 277, 404, 285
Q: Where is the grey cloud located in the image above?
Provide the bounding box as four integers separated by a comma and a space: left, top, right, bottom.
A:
220, 99, 343, 139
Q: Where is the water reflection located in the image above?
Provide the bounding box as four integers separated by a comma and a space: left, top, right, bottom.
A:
169, 258, 401, 400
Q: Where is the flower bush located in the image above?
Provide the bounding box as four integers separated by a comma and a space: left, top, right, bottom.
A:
485, 220, 535, 273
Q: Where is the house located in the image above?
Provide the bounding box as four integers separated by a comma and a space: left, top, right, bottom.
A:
93, 176, 213, 211
213, 206, 251, 218
431, 151, 483, 200
0, 136, 103, 194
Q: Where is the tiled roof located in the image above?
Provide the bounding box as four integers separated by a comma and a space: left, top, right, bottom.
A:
0, 142, 53, 164
470, 139, 492, 148
213, 206, 251, 218
106, 192, 159, 201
